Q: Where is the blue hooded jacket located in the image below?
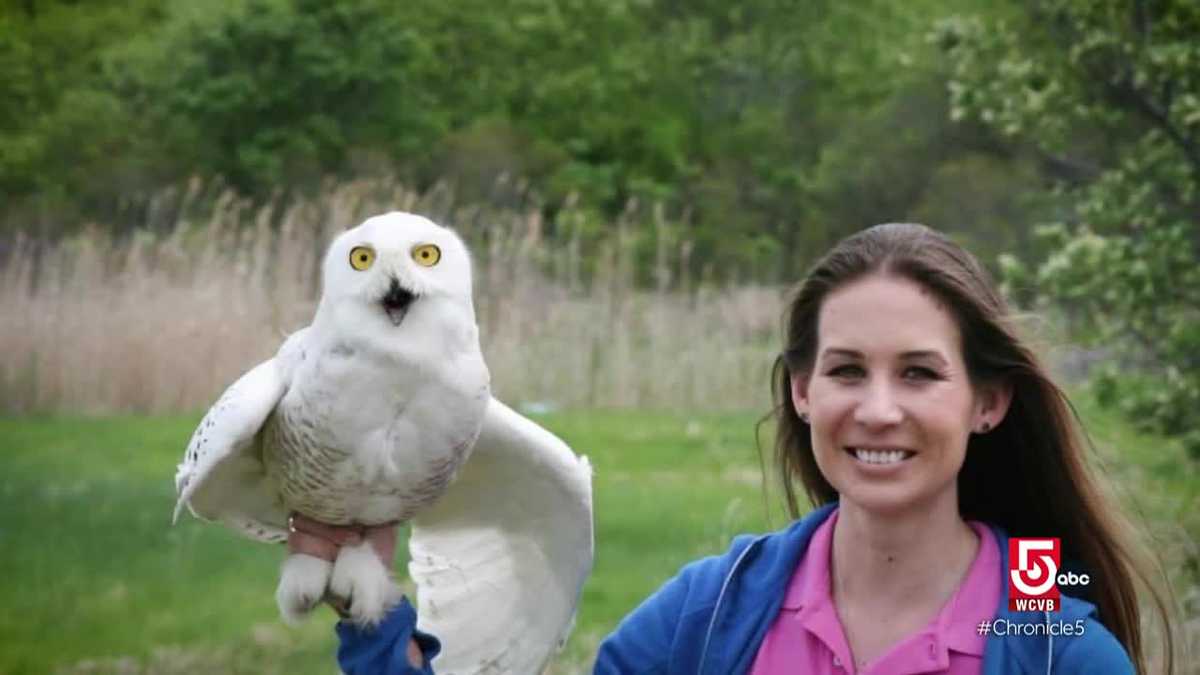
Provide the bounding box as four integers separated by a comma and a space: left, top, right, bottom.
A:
593, 504, 1134, 674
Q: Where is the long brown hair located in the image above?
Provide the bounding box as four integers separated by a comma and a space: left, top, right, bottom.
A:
769, 223, 1174, 674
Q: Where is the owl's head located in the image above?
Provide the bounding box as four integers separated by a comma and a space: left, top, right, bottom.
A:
320, 212, 474, 329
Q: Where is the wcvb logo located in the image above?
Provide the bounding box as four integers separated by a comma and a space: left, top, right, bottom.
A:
1008, 538, 1089, 611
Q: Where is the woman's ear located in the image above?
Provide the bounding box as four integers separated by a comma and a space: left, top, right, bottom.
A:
790, 371, 811, 422
974, 378, 1013, 433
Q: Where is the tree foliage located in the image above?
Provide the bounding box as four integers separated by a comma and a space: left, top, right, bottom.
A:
0, 0, 164, 222
2, 0, 1030, 278
110, 0, 446, 196
937, 0, 1200, 456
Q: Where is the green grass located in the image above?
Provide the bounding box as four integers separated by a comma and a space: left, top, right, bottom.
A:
0, 399, 1194, 674
0, 410, 780, 674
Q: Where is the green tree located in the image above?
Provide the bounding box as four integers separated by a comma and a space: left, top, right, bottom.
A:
936, 0, 1200, 456
108, 0, 447, 198
0, 0, 164, 231
0, 0, 1043, 286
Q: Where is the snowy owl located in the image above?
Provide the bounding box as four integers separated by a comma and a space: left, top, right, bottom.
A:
173, 212, 594, 674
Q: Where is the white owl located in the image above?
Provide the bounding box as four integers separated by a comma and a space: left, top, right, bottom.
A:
173, 212, 594, 674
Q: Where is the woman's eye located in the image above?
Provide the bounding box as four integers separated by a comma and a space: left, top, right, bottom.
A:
828, 365, 865, 379
903, 366, 940, 381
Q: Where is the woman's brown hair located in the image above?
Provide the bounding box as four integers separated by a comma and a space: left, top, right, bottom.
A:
769, 223, 1174, 674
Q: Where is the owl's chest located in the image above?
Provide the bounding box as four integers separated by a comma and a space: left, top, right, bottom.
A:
261, 343, 490, 524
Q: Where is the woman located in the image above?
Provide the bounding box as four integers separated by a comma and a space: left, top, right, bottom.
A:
299, 223, 1173, 674
593, 223, 1174, 674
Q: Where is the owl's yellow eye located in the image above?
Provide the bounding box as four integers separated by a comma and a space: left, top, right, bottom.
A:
412, 244, 441, 267
349, 246, 375, 271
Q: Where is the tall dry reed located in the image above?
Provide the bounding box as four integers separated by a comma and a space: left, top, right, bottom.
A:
0, 178, 783, 415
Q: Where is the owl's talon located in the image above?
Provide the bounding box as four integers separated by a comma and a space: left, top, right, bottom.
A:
330, 541, 401, 627
277, 553, 334, 624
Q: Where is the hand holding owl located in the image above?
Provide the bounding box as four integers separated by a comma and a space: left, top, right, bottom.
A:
287, 514, 428, 671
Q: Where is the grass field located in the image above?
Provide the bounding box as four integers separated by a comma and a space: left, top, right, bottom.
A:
1, 397, 1195, 674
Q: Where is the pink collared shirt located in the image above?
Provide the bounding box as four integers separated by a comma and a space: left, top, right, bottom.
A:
749, 510, 1000, 675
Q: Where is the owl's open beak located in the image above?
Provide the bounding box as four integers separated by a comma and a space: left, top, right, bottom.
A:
380, 278, 416, 326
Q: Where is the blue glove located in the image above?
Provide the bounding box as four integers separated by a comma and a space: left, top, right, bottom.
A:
336, 597, 440, 675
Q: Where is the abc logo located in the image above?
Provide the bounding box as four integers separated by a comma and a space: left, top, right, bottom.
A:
1057, 571, 1090, 587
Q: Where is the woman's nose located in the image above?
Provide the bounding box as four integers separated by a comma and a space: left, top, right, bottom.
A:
853, 380, 903, 427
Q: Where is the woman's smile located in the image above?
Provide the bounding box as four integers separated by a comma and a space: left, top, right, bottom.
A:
844, 446, 916, 467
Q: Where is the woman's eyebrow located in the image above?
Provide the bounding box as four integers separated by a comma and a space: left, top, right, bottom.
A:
899, 350, 949, 366
819, 347, 949, 366
820, 347, 863, 360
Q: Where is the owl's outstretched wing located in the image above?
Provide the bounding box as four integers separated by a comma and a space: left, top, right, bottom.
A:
408, 398, 594, 675
172, 355, 291, 543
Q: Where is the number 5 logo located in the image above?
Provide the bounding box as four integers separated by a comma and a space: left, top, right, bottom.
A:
1010, 538, 1059, 596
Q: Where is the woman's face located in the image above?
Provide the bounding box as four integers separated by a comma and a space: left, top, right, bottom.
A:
791, 274, 1008, 516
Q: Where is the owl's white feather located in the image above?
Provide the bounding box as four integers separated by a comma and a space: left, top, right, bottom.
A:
172, 212, 593, 673
410, 398, 593, 675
